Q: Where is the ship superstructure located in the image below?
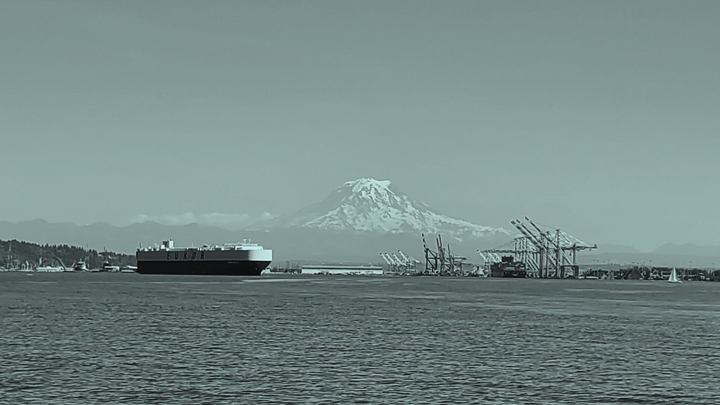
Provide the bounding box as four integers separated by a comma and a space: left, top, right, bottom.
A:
490, 256, 527, 278
136, 239, 272, 275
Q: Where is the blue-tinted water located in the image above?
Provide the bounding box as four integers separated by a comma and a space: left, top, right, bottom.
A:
1, 273, 719, 404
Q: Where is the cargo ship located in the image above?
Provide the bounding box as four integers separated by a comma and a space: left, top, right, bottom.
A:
136, 239, 272, 275
490, 256, 527, 278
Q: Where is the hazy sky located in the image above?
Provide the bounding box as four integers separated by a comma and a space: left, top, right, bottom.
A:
2, 0, 719, 251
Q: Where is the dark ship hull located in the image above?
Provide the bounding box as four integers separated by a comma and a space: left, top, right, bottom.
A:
136, 260, 271, 276
490, 256, 527, 278
490, 268, 527, 278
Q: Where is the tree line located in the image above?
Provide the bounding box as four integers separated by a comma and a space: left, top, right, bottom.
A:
0, 239, 136, 269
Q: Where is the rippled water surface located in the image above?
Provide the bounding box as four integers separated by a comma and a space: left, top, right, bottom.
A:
2, 273, 719, 404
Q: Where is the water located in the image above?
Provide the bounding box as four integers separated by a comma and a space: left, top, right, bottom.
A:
2, 273, 719, 404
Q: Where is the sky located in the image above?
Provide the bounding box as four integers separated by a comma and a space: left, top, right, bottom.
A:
1, 0, 719, 252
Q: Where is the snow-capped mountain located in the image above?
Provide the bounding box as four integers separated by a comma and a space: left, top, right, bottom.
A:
262, 178, 511, 240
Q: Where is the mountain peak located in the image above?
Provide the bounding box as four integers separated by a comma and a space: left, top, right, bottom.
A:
331, 178, 408, 214
264, 177, 511, 240
343, 178, 392, 192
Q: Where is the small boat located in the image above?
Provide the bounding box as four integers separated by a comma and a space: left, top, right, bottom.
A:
36, 266, 64, 272
668, 267, 682, 283
120, 265, 137, 273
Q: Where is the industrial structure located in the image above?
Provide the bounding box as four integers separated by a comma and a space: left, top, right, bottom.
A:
421, 233, 469, 276
478, 217, 597, 278
380, 250, 419, 275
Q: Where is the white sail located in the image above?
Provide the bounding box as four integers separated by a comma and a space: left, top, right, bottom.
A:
668, 267, 682, 283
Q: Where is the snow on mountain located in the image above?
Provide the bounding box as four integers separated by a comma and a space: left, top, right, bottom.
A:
263, 178, 511, 240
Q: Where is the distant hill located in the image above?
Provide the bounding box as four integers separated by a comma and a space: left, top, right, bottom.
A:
0, 239, 135, 270
595, 244, 642, 254
1, 220, 508, 265
2, 178, 719, 266
652, 243, 720, 258
0, 178, 515, 263
580, 252, 719, 268
2, 219, 719, 267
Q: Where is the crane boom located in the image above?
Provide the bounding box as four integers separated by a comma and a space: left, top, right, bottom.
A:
511, 220, 543, 248
477, 250, 489, 262
390, 253, 404, 266
526, 217, 560, 249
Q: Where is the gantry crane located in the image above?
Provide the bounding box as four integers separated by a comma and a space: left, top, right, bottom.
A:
422, 233, 464, 275
380, 250, 417, 275
480, 217, 596, 278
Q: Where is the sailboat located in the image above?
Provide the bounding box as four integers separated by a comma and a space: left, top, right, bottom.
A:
668, 267, 682, 283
